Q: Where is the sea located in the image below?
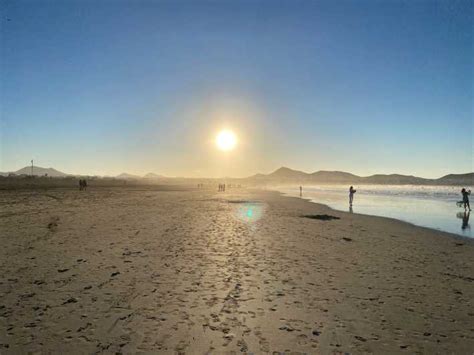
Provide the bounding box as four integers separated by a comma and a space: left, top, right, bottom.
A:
277, 185, 472, 238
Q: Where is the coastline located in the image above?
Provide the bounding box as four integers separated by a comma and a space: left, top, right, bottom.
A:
1, 186, 473, 353
277, 191, 472, 242
275, 186, 472, 239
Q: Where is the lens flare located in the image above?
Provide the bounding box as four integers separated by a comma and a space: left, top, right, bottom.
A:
236, 203, 263, 223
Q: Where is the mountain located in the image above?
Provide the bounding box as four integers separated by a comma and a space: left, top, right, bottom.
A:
435, 173, 474, 186
361, 174, 430, 185
143, 173, 165, 179
310, 170, 360, 183
244, 173, 267, 180
244, 167, 329, 184
265, 167, 312, 182
8, 166, 68, 177
116, 173, 142, 179
2, 164, 472, 186
268, 167, 307, 178
244, 167, 474, 186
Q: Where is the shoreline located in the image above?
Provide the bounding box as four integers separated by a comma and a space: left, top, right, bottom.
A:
275, 187, 472, 239
276, 190, 473, 242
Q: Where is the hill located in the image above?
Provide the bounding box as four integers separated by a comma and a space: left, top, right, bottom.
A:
116, 173, 142, 179
361, 174, 430, 185
435, 173, 474, 186
243, 167, 474, 186
310, 171, 360, 183
2, 165, 472, 186
266, 167, 310, 181
143, 173, 165, 179
5, 166, 69, 177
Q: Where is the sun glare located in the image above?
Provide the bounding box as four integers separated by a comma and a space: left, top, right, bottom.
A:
216, 130, 237, 151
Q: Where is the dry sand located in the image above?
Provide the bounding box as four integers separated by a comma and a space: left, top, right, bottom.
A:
0, 187, 473, 354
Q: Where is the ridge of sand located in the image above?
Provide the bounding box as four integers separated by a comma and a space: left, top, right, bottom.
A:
0, 187, 473, 353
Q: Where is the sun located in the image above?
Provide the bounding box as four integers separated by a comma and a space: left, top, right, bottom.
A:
216, 130, 237, 151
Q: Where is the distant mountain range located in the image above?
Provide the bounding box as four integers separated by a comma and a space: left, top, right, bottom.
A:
0, 166, 166, 180
116, 172, 166, 179
0, 166, 69, 177
143, 172, 166, 179
116, 173, 142, 179
242, 167, 474, 186
2, 165, 473, 186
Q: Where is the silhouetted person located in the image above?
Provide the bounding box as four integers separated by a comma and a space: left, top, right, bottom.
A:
79, 179, 83, 191
299, 186, 302, 197
461, 188, 471, 211
349, 186, 356, 206
83, 179, 87, 191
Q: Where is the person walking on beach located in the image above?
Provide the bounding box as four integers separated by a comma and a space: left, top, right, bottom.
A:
461, 188, 471, 211
299, 186, 302, 197
349, 186, 356, 206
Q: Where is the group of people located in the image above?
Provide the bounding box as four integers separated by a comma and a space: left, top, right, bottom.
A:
218, 183, 226, 192
79, 179, 88, 191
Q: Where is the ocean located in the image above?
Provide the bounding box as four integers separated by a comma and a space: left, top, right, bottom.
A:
277, 185, 472, 238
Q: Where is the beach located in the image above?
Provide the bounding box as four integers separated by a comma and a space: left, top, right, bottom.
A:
1, 186, 473, 354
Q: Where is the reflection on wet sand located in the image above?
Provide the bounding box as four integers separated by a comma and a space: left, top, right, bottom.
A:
457, 211, 470, 231
279, 186, 474, 238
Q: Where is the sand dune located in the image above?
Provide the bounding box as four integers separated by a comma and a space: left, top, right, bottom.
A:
0, 187, 473, 353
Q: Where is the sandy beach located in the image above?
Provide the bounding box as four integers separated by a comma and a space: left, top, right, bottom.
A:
1, 186, 473, 354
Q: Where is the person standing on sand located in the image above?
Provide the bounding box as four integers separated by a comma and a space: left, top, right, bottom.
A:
461, 188, 471, 211
349, 186, 356, 206
299, 186, 302, 197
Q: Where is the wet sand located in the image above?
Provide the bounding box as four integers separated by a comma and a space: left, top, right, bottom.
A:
1, 187, 473, 353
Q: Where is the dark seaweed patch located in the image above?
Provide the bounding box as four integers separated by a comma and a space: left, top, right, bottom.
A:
302, 214, 340, 221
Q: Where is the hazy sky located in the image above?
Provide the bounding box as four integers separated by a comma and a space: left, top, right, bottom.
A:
1, 0, 472, 178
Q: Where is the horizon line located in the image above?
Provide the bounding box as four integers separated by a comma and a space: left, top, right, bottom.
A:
2, 164, 473, 181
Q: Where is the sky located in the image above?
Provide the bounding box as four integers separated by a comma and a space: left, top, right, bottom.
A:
1, 0, 472, 178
